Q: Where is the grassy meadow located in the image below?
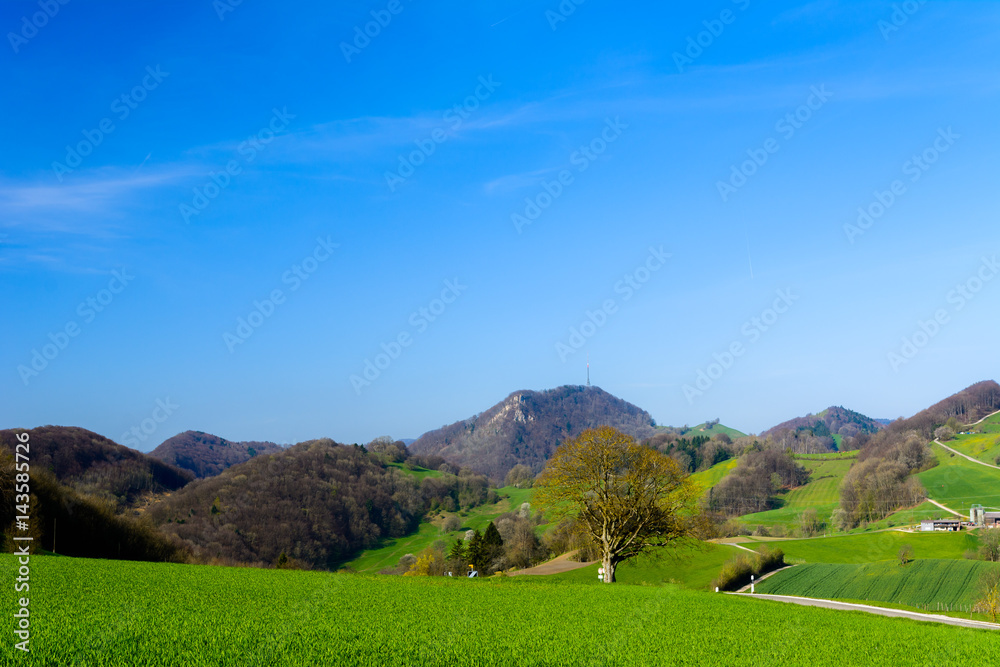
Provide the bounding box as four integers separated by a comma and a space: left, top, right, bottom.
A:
920, 443, 1000, 516
545, 541, 742, 590
742, 531, 976, 564
3, 554, 998, 666
946, 413, 1000, 465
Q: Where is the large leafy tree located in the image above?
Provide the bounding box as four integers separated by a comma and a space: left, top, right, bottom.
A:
535, 426, 699, 583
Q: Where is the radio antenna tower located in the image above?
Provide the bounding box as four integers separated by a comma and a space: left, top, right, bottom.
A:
587, 353, 591, 387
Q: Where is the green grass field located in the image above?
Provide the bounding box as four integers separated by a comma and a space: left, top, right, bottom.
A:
919, 443, 1000, 516
689, 457, 738, 493
943, 412, 1000, 466
682, 422, 747, 439
386, 462, 445, 480
739, 458, 853, 530
857, 501, 946, 531
743, 531, 977, 564
343, 486, 533, 572
758, 559, 1000, 615
4, 554, 997, 666
546, 541, 743, 590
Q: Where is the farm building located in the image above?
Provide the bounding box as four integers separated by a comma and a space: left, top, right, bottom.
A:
969, 505, 1000, 527
919, 519, 964, 532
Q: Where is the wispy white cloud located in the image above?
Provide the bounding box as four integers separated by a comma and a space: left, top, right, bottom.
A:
0, 166, 192, 216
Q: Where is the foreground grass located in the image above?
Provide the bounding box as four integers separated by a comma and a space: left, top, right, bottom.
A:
3, 555, 998, 666
758, 559, 1000, 616
744, 531, 976, 564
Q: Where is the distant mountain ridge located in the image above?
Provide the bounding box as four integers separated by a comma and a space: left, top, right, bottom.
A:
150, 431, 284, 479
409, 385, 656, 481
762, 406, 885, 440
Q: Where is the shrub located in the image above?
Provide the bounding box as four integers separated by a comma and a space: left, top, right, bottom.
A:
934, 426, 955, 442
711, 547, 785, 592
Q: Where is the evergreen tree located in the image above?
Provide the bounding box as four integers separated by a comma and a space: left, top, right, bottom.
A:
448, 539, 467, 562
480, 522, 505, 573
466, 529, 484, 571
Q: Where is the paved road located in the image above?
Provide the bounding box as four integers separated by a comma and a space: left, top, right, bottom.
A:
731, 593, 1000, 631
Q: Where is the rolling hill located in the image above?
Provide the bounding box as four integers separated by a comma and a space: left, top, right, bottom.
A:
762, 405, 885, 440
409, 385, 656, 481
0, 426, 192, 509
150, 430, 284, 478
681, 422, 747, 439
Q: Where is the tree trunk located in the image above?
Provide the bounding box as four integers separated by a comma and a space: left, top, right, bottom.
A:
602, 555, 616, 583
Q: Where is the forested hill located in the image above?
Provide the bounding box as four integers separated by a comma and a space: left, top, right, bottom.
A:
150, 431, 284, 479
409, 385, 656, 481
0, 426, 192, 510
859, 380, 1000, 463
762, 406, 885, 440
146, 438, 492, 569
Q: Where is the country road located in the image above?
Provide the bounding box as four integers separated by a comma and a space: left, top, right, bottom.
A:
966, 408, 1000, 427
926, 497, 964, 517
934, 439, 1000, 471
731, 593, 1000, 631
509, 551, 596, 576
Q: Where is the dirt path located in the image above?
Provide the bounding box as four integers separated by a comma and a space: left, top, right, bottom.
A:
926, 497, 965, 517
966, 408, 1000, 428
934, 439, 1000, 471
509, 551, 597, 576
731, 593, 1000, 631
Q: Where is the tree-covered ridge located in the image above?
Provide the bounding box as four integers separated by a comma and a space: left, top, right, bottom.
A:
0, 426, 192, 511
410, 385, 656, 481
762, 405, 885, 441
147, 438, 494, 569
150, 430, 285, 479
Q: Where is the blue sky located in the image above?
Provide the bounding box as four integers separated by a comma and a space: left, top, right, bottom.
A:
2, 0, 999, 449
